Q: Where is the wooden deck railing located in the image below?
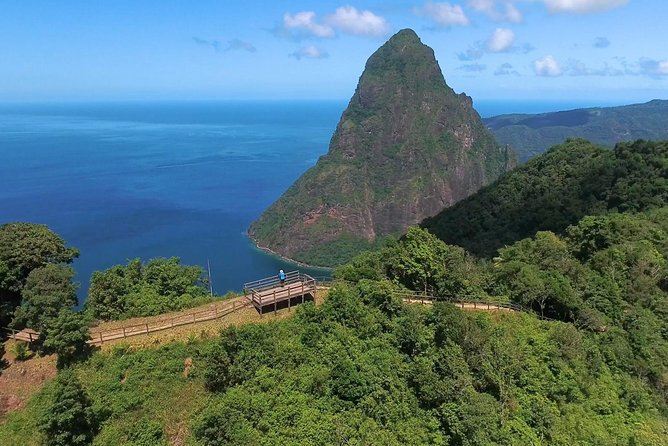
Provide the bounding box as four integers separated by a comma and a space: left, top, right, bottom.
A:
87, 298, 250, 345
243, 270, 302, 293
244, 272, 317, 314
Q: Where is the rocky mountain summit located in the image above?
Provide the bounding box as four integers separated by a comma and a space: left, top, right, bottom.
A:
249, 29, 514, 266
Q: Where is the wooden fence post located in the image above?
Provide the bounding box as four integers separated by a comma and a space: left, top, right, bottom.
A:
145, 323, 149, 334
123, 327, 126, 338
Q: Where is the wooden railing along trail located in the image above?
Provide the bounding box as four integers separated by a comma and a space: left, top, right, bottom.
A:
4, 275, 552, 347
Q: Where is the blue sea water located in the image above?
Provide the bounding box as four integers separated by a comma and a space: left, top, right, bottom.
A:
0, 99, 623, 302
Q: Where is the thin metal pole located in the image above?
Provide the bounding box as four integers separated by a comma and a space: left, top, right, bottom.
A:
207, 259, 214, 297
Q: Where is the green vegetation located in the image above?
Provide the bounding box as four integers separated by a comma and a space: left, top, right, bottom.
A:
0, 222, 79, 327
43, 310, 91, 368
38, 369, 97, 446
12, 341, 31, 361
12, 264, 78, 334
250, 28, 512, 267
0, 223, 89, 367
485, 99, 668, 162
0, 220, 214, 370
423, 139, 668, 257
2, 207, 666, 444
85, 257, 212, 320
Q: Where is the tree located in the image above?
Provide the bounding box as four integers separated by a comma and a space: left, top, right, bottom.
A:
85, 265, 128, 320
85, 257, 208, 320
0, 223, 78, 326
11, 264, 78, 332
39, 369, 97, 446
386, 227, 448, 293
43, 309, 91, 368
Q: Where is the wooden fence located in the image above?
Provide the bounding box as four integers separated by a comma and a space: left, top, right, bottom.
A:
87, 298, 250, 345
4, 328, 40, 343
3, 279, 558, 348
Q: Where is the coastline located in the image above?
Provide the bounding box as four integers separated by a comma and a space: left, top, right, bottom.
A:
246, 232, 334, 273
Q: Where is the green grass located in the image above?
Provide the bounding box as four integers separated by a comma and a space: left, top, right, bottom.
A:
0, 341, 211, 446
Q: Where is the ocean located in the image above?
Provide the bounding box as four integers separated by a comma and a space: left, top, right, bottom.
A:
0, 99, 621, 302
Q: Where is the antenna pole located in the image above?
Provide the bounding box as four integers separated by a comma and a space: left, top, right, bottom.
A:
207, 258, 213, 296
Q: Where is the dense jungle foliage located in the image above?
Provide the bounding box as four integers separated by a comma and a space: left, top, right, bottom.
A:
423, 139, 668, 257
1, 207, 666, 445
84, 257, 211, 321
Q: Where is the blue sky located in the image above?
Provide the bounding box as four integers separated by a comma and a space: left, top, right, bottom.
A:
1, 0, 666, 103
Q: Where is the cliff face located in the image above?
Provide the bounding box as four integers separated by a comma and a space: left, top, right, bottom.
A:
249, 29, 513, 266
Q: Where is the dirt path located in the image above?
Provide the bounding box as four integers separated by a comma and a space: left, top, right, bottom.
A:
0, 341, 57, 418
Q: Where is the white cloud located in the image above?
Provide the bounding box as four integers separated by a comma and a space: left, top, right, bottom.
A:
659, 61, 668, 75
417, 1, 470, 26
281, 7, 388, 38
226, 39, 257, 53
289, 45, 329, 60
565, 59, 624, 76
638, 58, 668, 77
593, 36, 610, 48
543, 0, 629, 14
457, 44, 485, 61
494, 62, 520, 75
487, 28, 515, 52
283, 11, 334, 38
534, 55, 562, 76
504, 3, 523, 21
458, 63, 487, 72
468, 0, 522, 22
326, 6, 389, 36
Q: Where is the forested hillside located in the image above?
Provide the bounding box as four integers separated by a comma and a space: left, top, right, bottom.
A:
2, 208, 666, 445
485, 99, 668, 162
422, 139, 668, 257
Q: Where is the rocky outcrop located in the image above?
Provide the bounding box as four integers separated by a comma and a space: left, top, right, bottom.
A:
249, 29, 514, 266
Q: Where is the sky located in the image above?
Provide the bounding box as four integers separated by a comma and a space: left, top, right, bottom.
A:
1, 0, 667, 103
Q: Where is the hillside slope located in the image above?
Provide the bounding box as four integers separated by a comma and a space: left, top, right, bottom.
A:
422, 138, 668, 257
249, 29, 512, 266
485, 99, 668, 162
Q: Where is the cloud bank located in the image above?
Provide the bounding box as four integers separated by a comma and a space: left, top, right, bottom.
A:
280, 6, 388, 39
193, 37, 256, 53
543, 0, 629, 14
534, 55, 562, 76
289, 45, 329, 60
468, 0, 522, 22
416, 1, 470, 26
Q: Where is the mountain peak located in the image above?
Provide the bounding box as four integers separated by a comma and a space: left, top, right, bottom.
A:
389, 28, 421, 42
249, 30, 513, 266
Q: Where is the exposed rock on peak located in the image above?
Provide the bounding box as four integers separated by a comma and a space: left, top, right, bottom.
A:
249, 29, 514, 266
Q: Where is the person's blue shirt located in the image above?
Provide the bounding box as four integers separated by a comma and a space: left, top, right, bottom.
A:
279, 270, 286, 281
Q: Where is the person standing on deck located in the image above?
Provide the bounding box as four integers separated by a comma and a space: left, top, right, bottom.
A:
279, 269, 286, 286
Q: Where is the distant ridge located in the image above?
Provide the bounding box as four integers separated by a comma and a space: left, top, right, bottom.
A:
249, 29, 513, 266
485, 99, 668, 162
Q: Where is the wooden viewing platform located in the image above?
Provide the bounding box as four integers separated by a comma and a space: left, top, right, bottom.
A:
243, 271, 317, 315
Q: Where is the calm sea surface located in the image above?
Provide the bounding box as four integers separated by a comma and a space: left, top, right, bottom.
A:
0, 99, 620, 301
